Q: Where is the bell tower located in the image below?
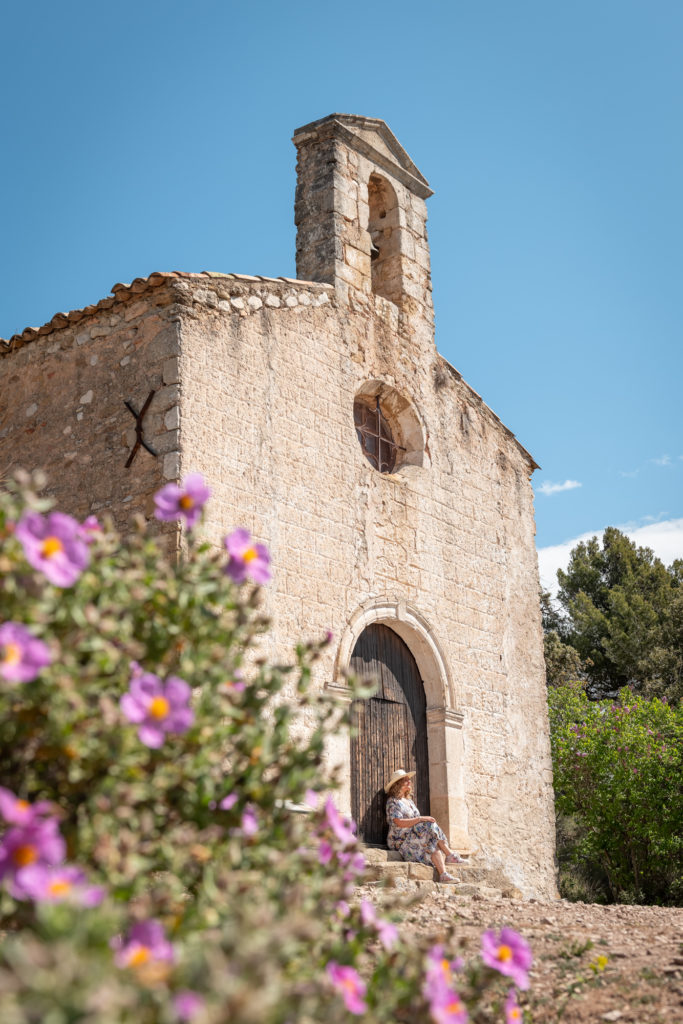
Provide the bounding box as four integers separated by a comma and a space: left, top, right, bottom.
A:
293, 114, 434, 327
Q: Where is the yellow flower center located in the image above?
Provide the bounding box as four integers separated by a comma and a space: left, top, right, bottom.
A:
243, 547, 257, 563
497, 944, 513, 963
128, 946, 151, 967
447, 999, 464, 1013
179, 495, 194, 510
13, 844, 37, 867
1, 643, 21, 667
15, 799, 30, 812
149, 696, 170, 720
48, 879, 71, 897
511, 1010, 521, 1022
41, 536, 64, 559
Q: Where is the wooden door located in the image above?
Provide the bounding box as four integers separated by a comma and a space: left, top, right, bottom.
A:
350, 623, 430, 844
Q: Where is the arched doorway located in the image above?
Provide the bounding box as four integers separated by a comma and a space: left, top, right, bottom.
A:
350, 623, 430, 844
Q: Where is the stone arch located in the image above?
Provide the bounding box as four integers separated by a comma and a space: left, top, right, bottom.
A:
334, 597, 454, 708
331, 598, 471, 849
354, 380, 430, 472
367, 173, 402, 304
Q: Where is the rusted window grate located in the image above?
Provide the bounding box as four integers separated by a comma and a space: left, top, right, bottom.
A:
353, 396, 404, 474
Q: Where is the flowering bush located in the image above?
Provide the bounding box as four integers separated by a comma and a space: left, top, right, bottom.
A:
549, 684, 683, 905
0, 471, 534, 1021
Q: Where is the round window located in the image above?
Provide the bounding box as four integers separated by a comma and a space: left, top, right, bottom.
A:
354, 395, 399, 473
353, 382, 428, 475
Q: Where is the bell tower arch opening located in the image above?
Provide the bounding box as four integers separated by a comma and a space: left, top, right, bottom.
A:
292, 114, 434, 326
367, 173, 402, 305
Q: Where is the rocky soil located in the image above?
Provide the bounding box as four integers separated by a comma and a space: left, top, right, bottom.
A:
356, 880, 683, 1023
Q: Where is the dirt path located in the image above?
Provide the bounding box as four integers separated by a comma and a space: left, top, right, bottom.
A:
356, 882, 683, 1022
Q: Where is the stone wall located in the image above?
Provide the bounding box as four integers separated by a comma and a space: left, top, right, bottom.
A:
0, 279, 183, 543
174, 272, 556, 898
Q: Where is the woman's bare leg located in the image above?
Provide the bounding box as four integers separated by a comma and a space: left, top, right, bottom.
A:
431, 849, 446, 875
437, 839, 462, 861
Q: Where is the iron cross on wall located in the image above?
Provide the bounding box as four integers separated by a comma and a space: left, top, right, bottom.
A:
124, 390, 158, 468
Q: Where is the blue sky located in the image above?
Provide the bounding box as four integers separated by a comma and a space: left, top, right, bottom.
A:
2, 1, 681, 589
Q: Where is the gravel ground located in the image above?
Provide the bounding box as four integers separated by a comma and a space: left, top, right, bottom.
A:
356, 881, 683, 1023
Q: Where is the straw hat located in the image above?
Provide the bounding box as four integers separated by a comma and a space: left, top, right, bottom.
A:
384, 769, 416, 794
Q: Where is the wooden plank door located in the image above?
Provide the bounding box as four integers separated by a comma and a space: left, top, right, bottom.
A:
350, 623, 430, 844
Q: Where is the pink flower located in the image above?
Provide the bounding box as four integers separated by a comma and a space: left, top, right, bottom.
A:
15, 511, 90, 587
218, 794, 238, 811
17, 864, 105, 906
361, 902, 399, 951
154, 474, 211, 530
339, 849, 366, 880
0, 623, 51, 684
326, 962, 367, 1015
79, 516, 102, 543
323, 798, 356, 847
424, 945, 464, 998
173, 990, 205, 1021
318, 839, 333, 865
481, 928, 532, 990
335, 900, 350, 918
377, 918, 399, 951
121, 665, 194, 749
114, 919, 175, 969
304, 789, 320, 810
240, 805, 258, 837
0, 819, 66, 898
505, 988, 522, 1023
429, 989, 469, 1024
359, 900, 377, 926
224, 528, 271, 584
219, 669, 246, 695
0, 788, 53, 825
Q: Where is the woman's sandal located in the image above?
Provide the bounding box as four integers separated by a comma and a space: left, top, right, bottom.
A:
439, 871, 460, 884
445, 853, 464, 864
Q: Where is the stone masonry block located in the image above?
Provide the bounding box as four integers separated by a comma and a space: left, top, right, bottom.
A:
162, 357, 180, 385
162, 452, 180, 481
408, 863, 435, 881
164, 406, 180, 431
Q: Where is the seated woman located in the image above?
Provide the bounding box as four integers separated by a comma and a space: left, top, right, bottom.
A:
385, 768, 463, 884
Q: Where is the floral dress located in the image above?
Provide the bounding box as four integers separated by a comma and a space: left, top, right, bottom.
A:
385, 796, 447, 865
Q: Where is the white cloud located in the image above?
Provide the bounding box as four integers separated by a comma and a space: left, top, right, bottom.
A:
538, 517, 683, 596
652, 455, 672, 467
536, 479, 582, 497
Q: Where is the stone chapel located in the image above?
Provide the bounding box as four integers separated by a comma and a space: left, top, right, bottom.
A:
0, 114, 557, 898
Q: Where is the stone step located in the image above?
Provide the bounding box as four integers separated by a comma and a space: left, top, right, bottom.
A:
361, 846, 522, 898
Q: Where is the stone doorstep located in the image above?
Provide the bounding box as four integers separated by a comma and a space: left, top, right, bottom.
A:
361, 847, 521, 899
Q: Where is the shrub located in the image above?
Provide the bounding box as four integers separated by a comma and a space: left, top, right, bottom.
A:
548, 683, 683, 905
0, 471, 534, 1022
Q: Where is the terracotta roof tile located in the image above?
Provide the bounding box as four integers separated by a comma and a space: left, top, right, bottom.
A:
0, 271, 333, 353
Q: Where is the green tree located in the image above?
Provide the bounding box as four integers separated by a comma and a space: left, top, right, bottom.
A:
540, 590, 586, 688
553, 528, 682, 702
548, 685, 683, 905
